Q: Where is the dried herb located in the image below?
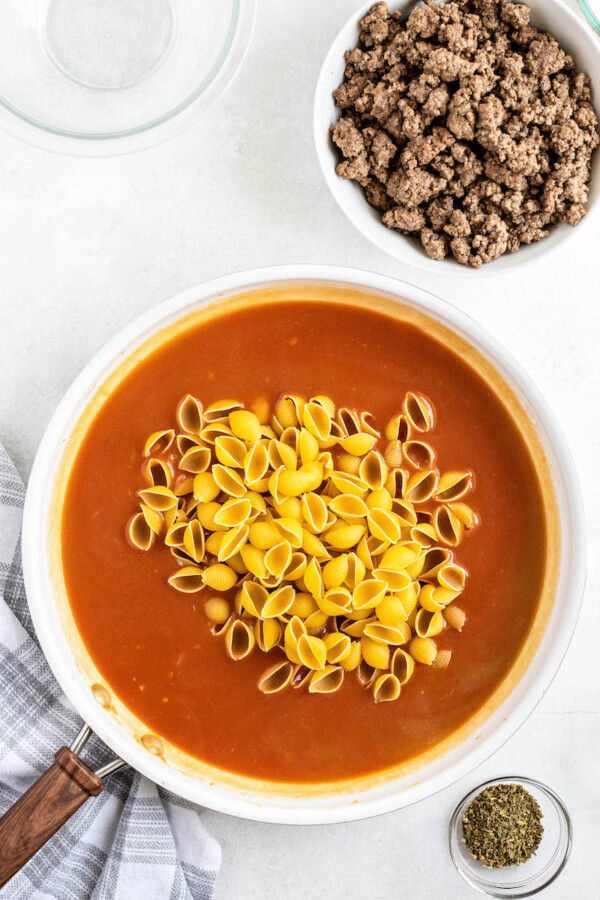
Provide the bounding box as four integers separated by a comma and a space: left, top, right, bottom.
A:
462, 783, 544, 868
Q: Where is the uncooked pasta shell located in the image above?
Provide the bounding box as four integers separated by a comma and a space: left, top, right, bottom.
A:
373, 673, 401, 703
309, 665, 344, 694
257, 660, 294, 694
226, 619, 255, 661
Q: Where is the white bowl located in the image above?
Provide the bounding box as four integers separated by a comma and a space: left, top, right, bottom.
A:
23, 265, 585, 823
313, 0, 600, 277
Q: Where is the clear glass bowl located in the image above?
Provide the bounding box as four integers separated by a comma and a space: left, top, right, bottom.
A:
579, 1, 600, 35
449, 776, 572, 897
0, 0, 256, 155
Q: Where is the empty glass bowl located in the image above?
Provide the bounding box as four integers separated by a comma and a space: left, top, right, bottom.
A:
0, 0, 256, 154
449, 776, 572, 897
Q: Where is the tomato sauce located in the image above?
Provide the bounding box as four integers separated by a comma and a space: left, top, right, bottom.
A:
61, 297, 546, 782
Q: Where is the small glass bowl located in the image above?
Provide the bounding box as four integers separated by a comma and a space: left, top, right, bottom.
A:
0, 0, 256, 155
449, 776, 572, 897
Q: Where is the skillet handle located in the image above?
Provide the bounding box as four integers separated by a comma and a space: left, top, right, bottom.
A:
0, 746, 104, 887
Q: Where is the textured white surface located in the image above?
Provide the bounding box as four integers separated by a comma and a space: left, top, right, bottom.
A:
0, 1, 598, 897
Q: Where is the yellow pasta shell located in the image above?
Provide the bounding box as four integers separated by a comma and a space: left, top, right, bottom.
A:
217, 524, 249, 562
248, 521, 282, 550
361, 636, 390, 670
329, 493, 368, 523
204, 399, 243, 422
324, 633, 352, 664
325, 523, 366, 550
409, 636, 437, 665
301, 529, 331, 561
403, 440, 435, 470
254, 617, 282, 652
226, 620, 255, 661
433, 506, 463, 546
140, 503, 163, 534
384, 413, 411, 442
204, 597, 230, 625
367, 509, 402, 543
406, 470, 438, 504
337, 452, 362, 475
373, 673, 401, 703
168, 566, 204, 593
390, 648, 415, 684
302, 401, 332, 443
403, 392, 433, 433
297, 634, 327, 671
329, 471, 369, 497
138, 485, 177, 512
257, 660, 294, 694
384, 440, 404, 468
240, 544, 267, 579
143, 429, 175, 457
228, 409, 262, 442
274, 517, 303, 548
289, 591, 319, 618
179, 445, 211, 475
435, 470, 473, 502
202, 563, 238, 592
438, 564, 467, 592
304, 610, 328, 632
193, 473, 220, 504
379, 544, 417, 571
375, 595, 408, 627
262, 584, 295, 618
127, 513, 155, 551
299, 428, 320, 465
244, 442, 269, 484
433, 648, 452, 669
265, 541, 293, 578
338, 433, 377, 456
318, 588, 352, 616
309, 665, 344, 694
214, 498, 252, 528
366, 488, 393, 512
272, 496, 303, 522
344, 552, 366, 590
183, 519, 205, 563
339, 641, 362, 671
352, 578, 387, 610
444, 605, 466, 631
359, 451, 388, 490
323, 555, 349, 590
142, 457, 172, 488
239, 581, 267, 618
447, 502, 477, 528
213, 464, 246, 499
215, 436, 247, 469
364, 623, 410, 645
302, 491, 328, 533
303, 556, 323, 598
415, 608, 445, 638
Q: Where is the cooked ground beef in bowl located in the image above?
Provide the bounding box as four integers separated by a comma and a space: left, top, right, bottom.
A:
332, 0, 600, 269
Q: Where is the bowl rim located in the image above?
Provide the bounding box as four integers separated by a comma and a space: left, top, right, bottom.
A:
312, 0, 600, 278
22, 264, 586, 824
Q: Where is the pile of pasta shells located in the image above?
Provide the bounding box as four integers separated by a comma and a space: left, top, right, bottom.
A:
128, 392, 477, 703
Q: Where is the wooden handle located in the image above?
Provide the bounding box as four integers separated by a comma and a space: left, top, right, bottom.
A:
0, 747, 104, 887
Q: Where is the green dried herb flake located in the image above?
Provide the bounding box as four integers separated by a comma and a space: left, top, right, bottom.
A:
462, 783, 544, 868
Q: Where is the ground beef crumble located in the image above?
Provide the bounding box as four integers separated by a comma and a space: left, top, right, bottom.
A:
331, 0, 599, 268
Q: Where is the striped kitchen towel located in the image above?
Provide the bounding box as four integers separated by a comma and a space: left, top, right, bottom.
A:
0, 444, 221, 900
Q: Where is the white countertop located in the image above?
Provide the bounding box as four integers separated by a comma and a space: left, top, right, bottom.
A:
0, 1, 598, 897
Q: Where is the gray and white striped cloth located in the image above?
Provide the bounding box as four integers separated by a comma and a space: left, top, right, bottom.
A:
0, 444, 221, 900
